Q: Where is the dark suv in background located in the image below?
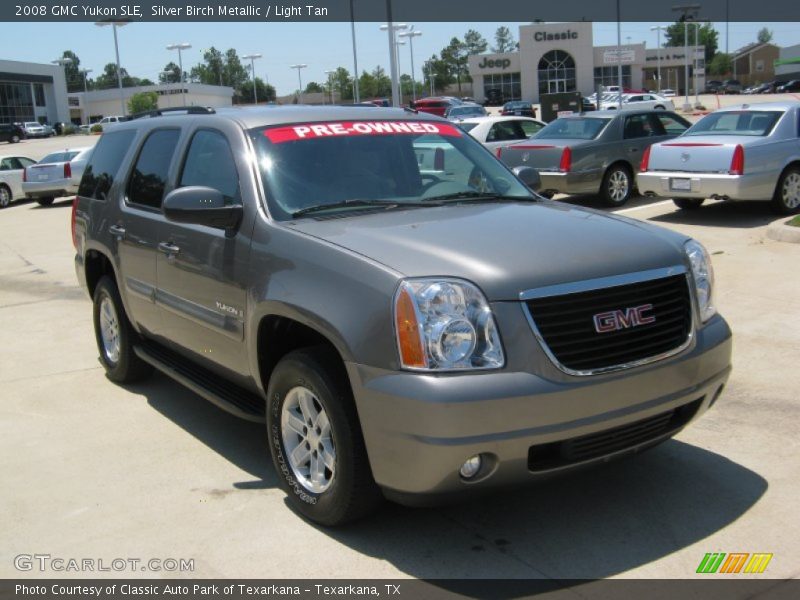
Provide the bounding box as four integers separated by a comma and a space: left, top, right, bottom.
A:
0, 123, 25, 144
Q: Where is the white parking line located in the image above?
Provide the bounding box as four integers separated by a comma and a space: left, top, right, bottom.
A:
613, 200, 673, 214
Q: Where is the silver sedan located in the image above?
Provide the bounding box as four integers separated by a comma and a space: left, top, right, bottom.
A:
21, 147, 93, 206
637, 101, 800, 214
456, 116, 546, 154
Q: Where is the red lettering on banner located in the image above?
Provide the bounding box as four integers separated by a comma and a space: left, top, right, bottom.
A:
263, 121, 461, 143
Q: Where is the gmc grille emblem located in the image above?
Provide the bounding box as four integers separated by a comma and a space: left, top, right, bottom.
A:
593, 304, 656, 333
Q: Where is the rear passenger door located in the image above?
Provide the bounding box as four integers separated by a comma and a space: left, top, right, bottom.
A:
620, 113, 654, 164
155, 127, 250, 377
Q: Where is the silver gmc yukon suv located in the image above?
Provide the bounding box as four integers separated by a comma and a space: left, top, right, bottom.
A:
72, 106, 732, 525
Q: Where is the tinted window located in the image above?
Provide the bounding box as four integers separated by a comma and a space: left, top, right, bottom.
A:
685, 111, 782, 137
654, 113, 690, 135
535, 118, 611, 140
623, 114, 656, 139
18, 157, 35, 168
488, 121, 528, 142
519, 120, 544, 137
78, 130, 136, 200
126, 129, 180, 209
0, 158, 15, 170
457, 122, 479, 133
180, 130, 239, 201
40, 151, 80, 164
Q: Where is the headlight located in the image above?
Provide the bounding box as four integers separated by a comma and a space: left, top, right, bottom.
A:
684, 239, 716, 322
394, 279, 504, 371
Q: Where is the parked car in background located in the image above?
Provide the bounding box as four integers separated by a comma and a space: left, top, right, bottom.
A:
0, 154, 37, 208
498, 109, 691, 205
638, 102, 800, 214
582, 97, 597, 112
754, 81, 779, 94
705, 80, 724, 94
460, 97, 476, 103
500, 101, 537, 118
23, 122, 46, 138
776, 80, 800, 93
456, 116, 546, 153
0, 123, 25, 144
412, 96, 462, 117
601, 93, 675, 111
661, 89, 677, 97
40, 123, 56, 137
22, 147, 93, 206
445, 103, 488, 120
95, 115, 125, 130
483, 88, 505, 106
366, 98, 390, 107
721, 79, 743, 94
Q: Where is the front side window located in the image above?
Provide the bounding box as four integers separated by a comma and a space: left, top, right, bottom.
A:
250, 120, 533, 220
179, 129, 240, 202
654, 113, 690, 135
78, 130, 136, 200
126, 129, 180, 209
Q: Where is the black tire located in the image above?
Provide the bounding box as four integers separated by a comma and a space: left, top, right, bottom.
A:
600, 164, 633, 207
266, 346, 382, 526
92, 276, 152, 383
770, 166, 800, 215
673, 198, 705, 210
654, 105, 665, 110
0, 184, 11, 209
36, 197, 55, 207
538, 190, 555, 199
11, 134, 20, 143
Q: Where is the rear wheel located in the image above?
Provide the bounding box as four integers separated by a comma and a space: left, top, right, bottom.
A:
266, 347, 382, 526
673, 198, 705, 210
11, 134, 20, 143
601, 164, 633, 207
771, 166, 800, 215
0, 185, 11, 208
654, 105, 665, 110
92, 276, 153, 383
36, 197, 54, 207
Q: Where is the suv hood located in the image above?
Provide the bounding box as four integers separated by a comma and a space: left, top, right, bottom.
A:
289, 202, 688, 301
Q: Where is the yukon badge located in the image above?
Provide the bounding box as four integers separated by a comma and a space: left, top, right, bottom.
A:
216, 301, 243, 318
593, 304, 656, 333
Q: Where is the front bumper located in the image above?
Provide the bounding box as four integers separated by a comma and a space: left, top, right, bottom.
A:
637, 171, 761, 201
538, 170, 602, 196
22, 180, 76, 199
346, 314, 731, 505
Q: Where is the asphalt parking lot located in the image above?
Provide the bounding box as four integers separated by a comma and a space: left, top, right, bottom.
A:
1, 125, 799, 582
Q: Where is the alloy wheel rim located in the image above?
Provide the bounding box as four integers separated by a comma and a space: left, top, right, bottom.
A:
0, 188, 10, 207
281, 386, 336, 494
99, 296, 121, 364
609, 170, 629, 203
782, 173, 800, 209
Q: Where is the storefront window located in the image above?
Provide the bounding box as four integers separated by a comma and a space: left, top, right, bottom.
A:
593, 66, 632, 90
483, 73, 521, 101
34, 84, 46, 106
0, 82, 35, 124
537, 50, 577, 96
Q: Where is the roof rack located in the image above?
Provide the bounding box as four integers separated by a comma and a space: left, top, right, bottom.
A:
127, 106, 216, 120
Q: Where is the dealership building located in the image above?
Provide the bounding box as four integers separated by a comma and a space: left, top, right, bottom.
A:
0, 59, 71, 125
467, 22, 706, 103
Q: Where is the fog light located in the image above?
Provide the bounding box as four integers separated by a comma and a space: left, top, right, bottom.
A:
459, 455, 482, 479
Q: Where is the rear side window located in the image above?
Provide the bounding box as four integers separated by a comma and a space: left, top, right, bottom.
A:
654, 113, 690, 135
179, 129, 240, 201
127, 129, 180, 209
78, 130, 136, 200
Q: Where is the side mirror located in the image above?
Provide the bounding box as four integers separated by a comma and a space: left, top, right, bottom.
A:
512, 166, 541, 192
162, 186, 242, 232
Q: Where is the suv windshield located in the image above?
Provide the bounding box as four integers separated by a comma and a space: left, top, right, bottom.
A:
534, 117, 611, 140
250, 120, 533, 220
685, 110, 782, 136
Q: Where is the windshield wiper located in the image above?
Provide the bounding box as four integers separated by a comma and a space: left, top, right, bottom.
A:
292, 198, 441, 218
423, 191, 538, 203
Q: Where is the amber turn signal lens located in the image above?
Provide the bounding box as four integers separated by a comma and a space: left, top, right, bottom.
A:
395, 287, 427, 368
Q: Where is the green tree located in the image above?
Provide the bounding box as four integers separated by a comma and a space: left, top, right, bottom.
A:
238, 78, 276, 104
708, 52, 733, 76
363, 66, 391, 98
423, 55, 454, 95
492, 26, 516, 53
223, 49, 250, 91
59, 50, 85, 92
441, 38, 469, 93
664, 21, 719, 63
128, 91, 159, 114
95, 63, 130, 89
757, 27, 773, 43
304, 81, 324, 94
159, 62, 182, 84
328, 67, 353, 101
191, 47, 225, 85
464, 29, 488, 55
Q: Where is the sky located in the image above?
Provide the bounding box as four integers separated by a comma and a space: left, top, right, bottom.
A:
3, 21, 798, 95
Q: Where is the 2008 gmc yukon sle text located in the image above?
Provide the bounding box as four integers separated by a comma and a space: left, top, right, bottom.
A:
72, 106, 732, 525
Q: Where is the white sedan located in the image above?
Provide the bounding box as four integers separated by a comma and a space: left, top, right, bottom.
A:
455, 116, 546, 153
0, 155, 38, 208
600, 93, 675, 111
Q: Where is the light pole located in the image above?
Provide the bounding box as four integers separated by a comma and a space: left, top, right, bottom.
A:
349, 0, 360, 102
166, 43, 191, 106
398, 28, 422, 103
395, 40, 406, 103
290, 64, 308, 103
380, 19, 408, 107
650, 25, 666, 92
243, 53, 262, 104
615, 0, 623, 108
672, 4, 701, 112
694, 22, 702, 108
324, 70, 336, 104
95, 20, 129, 116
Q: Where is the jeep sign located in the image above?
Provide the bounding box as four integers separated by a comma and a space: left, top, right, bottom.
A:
478, 57, 512, 70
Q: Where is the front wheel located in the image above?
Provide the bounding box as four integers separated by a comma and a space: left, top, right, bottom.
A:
0, 185, 11, 208
266, 347, 382, 526
673, 198, 705, 210
92, 276, 152, 383
771, 167, 800, 215
11, 134, 20, 143
600, 164, 633, 207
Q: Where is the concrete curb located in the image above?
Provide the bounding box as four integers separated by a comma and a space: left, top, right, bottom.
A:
766, 218, 800, 243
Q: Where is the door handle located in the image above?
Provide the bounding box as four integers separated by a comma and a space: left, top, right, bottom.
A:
158, 241, 180, 256
109, 224, 126, 238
